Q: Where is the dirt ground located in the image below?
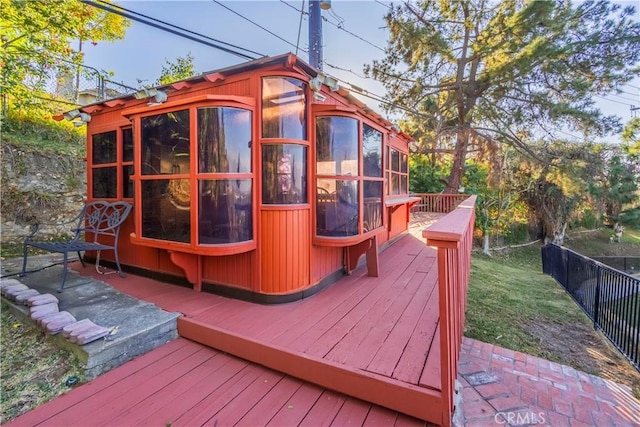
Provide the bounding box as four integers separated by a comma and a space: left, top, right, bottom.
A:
524, 317, 640, 397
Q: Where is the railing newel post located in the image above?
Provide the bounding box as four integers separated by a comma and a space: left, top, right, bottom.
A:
594, 265, 601, 329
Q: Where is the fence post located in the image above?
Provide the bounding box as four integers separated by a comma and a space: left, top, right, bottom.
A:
594, 266, 601, 329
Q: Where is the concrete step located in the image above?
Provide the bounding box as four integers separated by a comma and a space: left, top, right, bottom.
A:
1, 265, 180, 379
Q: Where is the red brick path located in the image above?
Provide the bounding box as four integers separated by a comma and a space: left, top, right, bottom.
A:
459, 338, 640, 426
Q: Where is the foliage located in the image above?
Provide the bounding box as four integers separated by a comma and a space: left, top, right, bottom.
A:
2, 104, 85, 157
409, 154, 447, 193
367, 0, 640, 193
0, 305, 86, 423
155, 53, 196, 86
1, 0, 130, 107
517, 141, 603, 243
622, 117, 640, 159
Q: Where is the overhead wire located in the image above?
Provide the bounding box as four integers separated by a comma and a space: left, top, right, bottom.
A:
212, 0, 308, 53
81, 0, 260, 60
95, 0, 265, 58
295, 1, 306, 57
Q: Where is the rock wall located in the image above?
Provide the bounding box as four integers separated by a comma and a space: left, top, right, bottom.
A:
1, 143, 86, 245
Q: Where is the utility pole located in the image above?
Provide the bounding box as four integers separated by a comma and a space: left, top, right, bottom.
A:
309, 0, 331, 70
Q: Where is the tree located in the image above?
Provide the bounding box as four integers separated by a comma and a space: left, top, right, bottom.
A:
1, 0, 130, 106
517, 141, 602, 244
155, 53, 196, 86
366, 0, 640, 193
622, 117, 640, 158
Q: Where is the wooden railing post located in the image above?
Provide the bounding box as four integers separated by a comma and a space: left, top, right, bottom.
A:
423, 195, 476, 426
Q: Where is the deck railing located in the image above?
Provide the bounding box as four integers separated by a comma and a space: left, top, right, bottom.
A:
410, 193, 470, 214
423, 195, 477, 425
542, 245, 639, 370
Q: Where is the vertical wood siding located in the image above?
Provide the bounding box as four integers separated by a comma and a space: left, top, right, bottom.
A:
201, 251, 256, 290
260, 209, 310, 294
310, 245, 343, 284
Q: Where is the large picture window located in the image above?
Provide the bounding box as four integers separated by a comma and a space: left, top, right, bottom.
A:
262, 77, 306, 140
140, 110, 191, 242
137, 106, 254, 246
197, 107, 253, 244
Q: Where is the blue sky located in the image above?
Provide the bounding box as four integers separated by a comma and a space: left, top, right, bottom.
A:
81, 0, 639, 142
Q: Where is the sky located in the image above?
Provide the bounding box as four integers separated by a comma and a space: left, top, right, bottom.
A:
80, 0, 640, 143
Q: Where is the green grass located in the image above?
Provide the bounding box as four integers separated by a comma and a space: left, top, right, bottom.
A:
466, 230, 640, 396
0, 305, 86, 423
2, 111, 85, 158
466, 246, 590, 359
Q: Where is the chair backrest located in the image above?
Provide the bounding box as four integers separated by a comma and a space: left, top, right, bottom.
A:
81, 201, 132, 242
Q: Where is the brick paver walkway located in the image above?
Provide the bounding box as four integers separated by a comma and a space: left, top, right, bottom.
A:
458, 337, 640, 426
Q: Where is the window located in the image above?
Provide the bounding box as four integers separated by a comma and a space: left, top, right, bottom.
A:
262, 145, 307, 204
387, 148, 409, 195
91, 130, 117, 199
197, 107, 253, 244
262, 77, 306, 140
363, 124, 383, 232
122, 128, 134, 198
140, 110, 191, 243
316, 116, 359, 237
137, 106, 254, 246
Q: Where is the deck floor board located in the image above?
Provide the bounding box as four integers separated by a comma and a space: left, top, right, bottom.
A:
39, 233, 445, 425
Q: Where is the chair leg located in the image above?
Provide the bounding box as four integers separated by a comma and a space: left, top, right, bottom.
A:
114, 249, 126, 278
21, 243, 29, 277
95, 250, 104, 274
58, 252, 68, 292
77, 251, 86, 268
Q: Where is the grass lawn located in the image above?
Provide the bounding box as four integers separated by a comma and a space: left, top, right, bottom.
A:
465, 228, 640, 398
0, 304, 85, 423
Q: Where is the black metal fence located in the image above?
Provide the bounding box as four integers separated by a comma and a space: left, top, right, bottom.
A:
541, 244, 639, 371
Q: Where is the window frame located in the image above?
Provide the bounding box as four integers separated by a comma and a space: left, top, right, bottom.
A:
125, 95, 258, 255
313, 110, 387, 246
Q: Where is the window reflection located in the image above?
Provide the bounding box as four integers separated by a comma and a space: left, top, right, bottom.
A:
199, 179, 252, 244
122, 165, 134, 198
92, 131, 116, 164
262, 145, 307, 204
387, 148, 408, 195
262, 77, 307, 140
141, 180, 191, 243
122, 128, 134, 162
198, 108, 252, 173
363, 181, 383, 232
92, 167, 117, 198
363, 124, 382, 177
316, 116, 358, 176
141, 110, 190, 175
316, 179, 358, 236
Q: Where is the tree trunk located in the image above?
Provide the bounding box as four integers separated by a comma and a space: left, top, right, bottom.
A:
444, 128, 469, 194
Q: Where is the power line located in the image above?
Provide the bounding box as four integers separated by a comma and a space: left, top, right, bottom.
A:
594, 94, 634, 107
280, 0, 386, 52
295, 1, 306, 57
212, 0, 308, 53
81, 0, 259, 61
280, 0, 307, 15
96, 0, 265, 58
321, 15, 386, 52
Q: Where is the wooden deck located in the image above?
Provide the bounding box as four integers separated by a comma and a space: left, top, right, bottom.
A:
68, 231, 446, 424
10, 337, 431, 426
